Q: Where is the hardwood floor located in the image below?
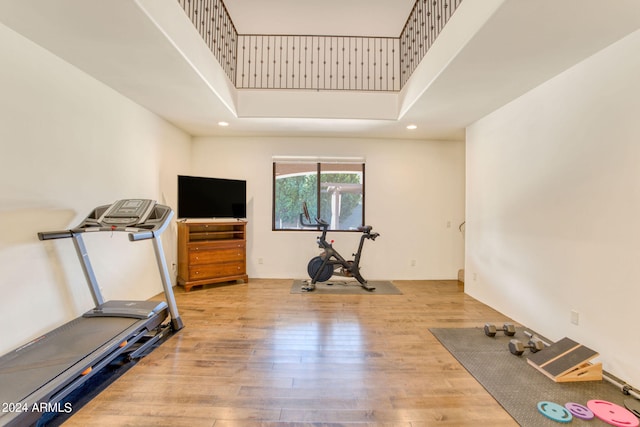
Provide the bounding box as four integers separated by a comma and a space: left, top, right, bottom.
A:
64, 279, 518, 426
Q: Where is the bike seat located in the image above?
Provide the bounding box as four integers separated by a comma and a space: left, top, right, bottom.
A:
358, 225, 372, 233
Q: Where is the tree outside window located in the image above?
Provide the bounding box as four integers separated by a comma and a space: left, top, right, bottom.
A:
273, 162, 365, 231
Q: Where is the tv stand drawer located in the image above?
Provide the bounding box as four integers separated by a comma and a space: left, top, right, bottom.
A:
189, 246, 245, 265
189, 261, 245, 281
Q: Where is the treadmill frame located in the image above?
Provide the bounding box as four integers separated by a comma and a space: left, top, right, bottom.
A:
0, 200, 183, 427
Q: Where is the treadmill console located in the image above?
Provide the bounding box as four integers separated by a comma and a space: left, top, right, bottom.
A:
99, 199, 155, 226
40, 199, 174, 241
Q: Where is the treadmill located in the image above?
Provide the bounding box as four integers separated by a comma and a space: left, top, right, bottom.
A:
0, 199, 184, 427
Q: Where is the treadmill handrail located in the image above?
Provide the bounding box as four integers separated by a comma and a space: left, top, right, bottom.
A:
38, 230, 73, 240
129, 208, 172, 241
40, 226, 157, 241
129, 230, 153, 241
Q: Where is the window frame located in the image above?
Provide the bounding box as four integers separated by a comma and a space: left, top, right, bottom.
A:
272, 161, 366, 232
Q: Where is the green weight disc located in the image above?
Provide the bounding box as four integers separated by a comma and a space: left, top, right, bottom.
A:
537, 401, 573, 423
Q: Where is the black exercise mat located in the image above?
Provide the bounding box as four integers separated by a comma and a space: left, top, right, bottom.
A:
290, 279, 402, 294
430, 327, 632, 427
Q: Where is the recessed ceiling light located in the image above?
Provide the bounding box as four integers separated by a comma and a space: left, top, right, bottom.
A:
406, 124, 417, 130
218, 121, 229, 127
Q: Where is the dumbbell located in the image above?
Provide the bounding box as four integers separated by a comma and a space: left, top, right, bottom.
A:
484, 323, 516, 337
509, 337, 544, 356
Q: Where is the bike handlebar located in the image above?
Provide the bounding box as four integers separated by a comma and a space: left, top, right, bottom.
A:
299, 203, 378, 236
299, 212, 379, 237
299, 212, 328, 230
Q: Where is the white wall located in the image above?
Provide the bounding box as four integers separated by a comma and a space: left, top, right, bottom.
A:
465, 30, 640, 387
191, 136, 465, 281
0, 23, 191, 354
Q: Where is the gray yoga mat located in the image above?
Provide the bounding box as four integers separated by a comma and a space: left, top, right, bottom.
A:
430, 327, 634, 426
290, 279, 402, 294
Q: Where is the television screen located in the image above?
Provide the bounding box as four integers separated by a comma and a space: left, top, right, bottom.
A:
177, 175, 246, 219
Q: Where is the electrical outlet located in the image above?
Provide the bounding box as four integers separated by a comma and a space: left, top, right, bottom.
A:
258, 258, 264, 265
570, 310, 579, 325
473, 273, 477, 281
410, 259, 416, 267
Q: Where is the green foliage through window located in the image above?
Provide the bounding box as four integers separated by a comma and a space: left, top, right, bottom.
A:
273, 162, 365, 231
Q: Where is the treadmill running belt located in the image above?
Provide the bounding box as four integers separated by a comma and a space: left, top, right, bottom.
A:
0, 316, 140, 405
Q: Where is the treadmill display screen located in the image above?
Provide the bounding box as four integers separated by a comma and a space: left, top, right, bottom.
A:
100, 199, 155, 225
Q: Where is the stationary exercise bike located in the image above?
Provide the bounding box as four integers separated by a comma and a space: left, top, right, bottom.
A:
300, 202, 380, 291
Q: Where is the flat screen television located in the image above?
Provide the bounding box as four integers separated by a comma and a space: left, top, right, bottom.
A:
177, 175, 246, 219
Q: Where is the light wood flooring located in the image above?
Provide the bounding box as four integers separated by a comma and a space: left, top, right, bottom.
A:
64, 279, 518, 426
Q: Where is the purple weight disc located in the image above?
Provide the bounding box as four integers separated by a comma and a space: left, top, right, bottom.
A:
565, 402, 594, 420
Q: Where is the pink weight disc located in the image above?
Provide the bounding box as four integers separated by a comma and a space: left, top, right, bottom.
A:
587, 400, 639, 427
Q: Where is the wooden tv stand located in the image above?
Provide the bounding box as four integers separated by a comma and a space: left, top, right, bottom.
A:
177, 220, 248, 292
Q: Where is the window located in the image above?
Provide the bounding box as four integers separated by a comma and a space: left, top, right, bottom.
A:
273, 161, 365, 231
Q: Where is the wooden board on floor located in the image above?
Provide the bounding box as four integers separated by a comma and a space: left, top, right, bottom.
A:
527, 337, 602, 382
